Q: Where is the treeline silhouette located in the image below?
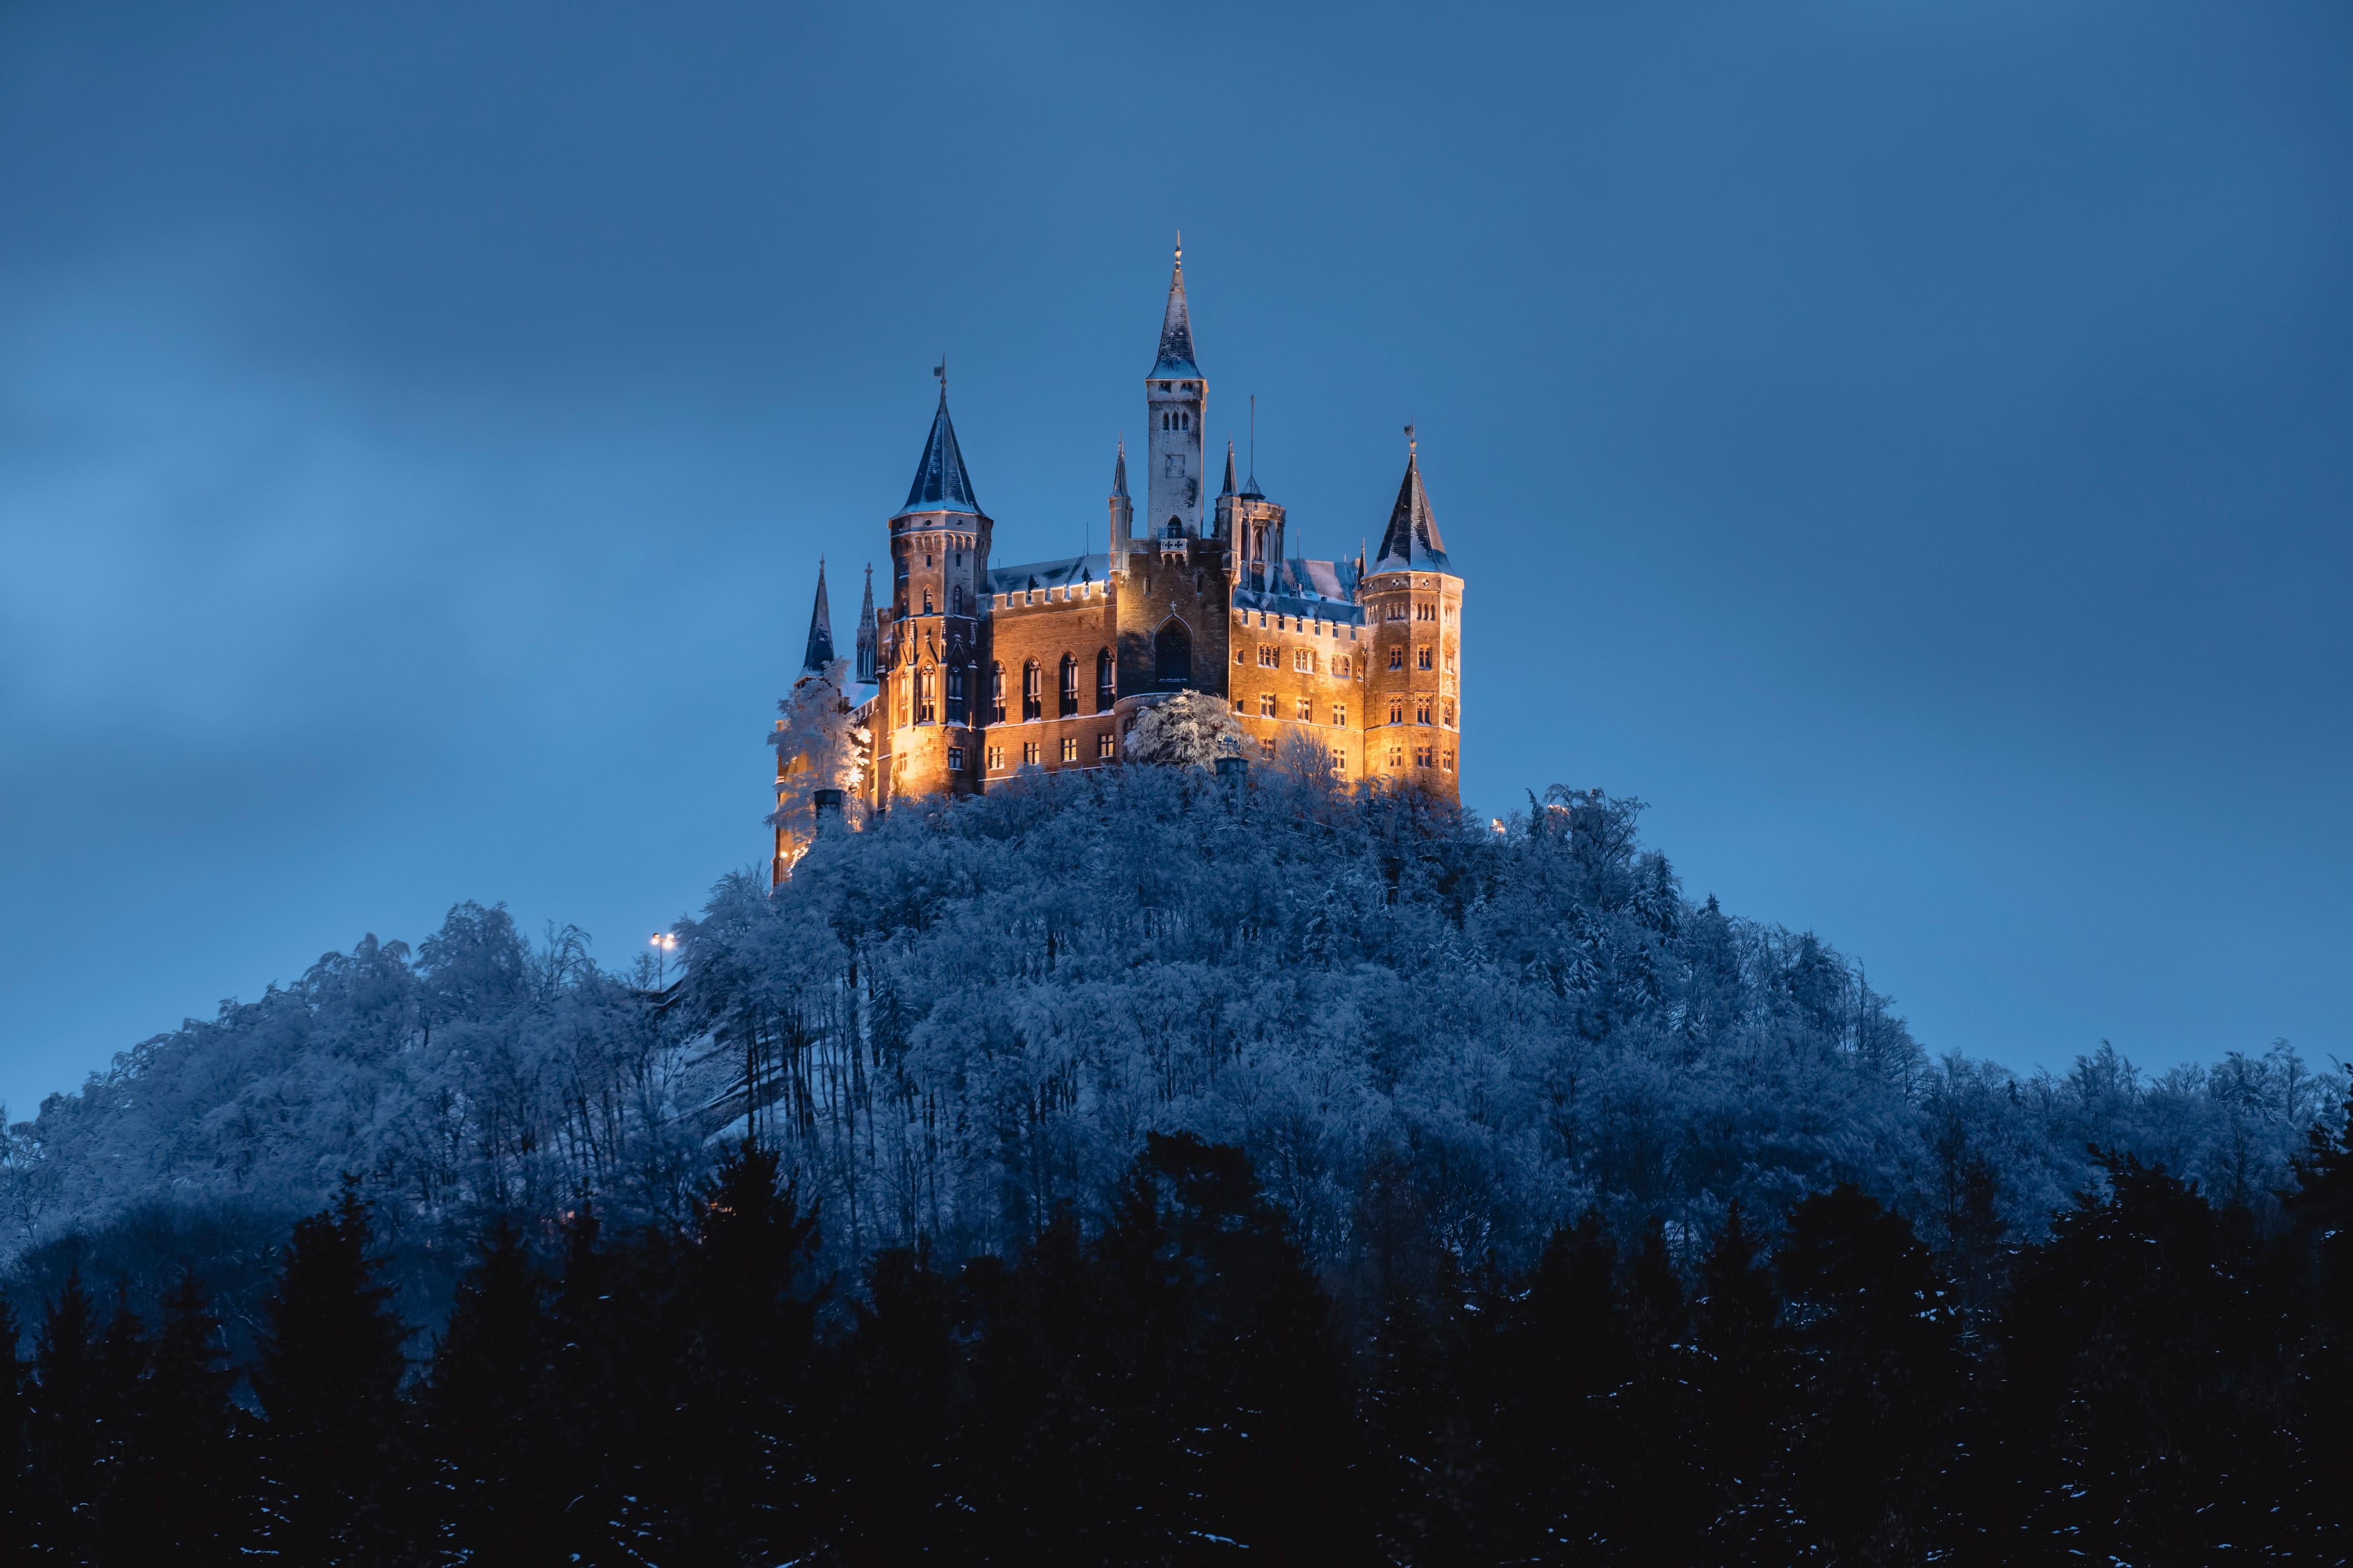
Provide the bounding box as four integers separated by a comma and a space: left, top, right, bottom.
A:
3, 1117, 2348, 1566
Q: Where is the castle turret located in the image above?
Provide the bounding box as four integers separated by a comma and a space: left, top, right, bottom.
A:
1144, 242, 1206, 541
876, 376, 992, 805
801, 558, 836, 673
854, 564, 877, 685
1109, 437, 1133, 549
1361, 430, 1463, 800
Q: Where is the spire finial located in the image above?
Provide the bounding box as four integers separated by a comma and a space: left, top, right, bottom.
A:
1175, 229, 1182, 266
933, 356, 947, 394
1405, 422, 1416, 459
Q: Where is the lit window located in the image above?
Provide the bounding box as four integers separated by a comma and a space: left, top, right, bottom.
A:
1259, 645, 1277, 667
1098, 731, 1115, 760
1292, 649, 1312, 672
990, 663, 1006, 723
1387, 648, 1404, 671
1061, 735, 1079, 763
947, 746, 963, 772
916, 666, 936, 724
1022, 741, 1041, 765
986, 744, 1004, 771
1334, 656, 1350, 678
1296, 696, 1312, 722
1259, 692, 1276, 717
1333, 703, 1346, 727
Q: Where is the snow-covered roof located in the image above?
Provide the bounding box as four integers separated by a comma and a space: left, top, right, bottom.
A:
1151, 250, 1201, 379
1372, 451, 1451, 574
989, 553, 1109, 595
895, 387, 982, 518
1234, 558, 1364, 624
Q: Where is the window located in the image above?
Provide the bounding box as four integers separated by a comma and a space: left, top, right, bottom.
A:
986, 744, 1004, 771
1296, 696, 1313, 722
1022, 741, 1041, 765
1059, 654, 1079, 716
1445, 646, 1456, 673
1416, 699, 1431, 725
1389, 699, 1403, 725
1259, 692, 1276, 717
1415, 744, 1434, 767
1258, 645, 1277, 667
1097, 649, 1114, 710
947, 746, 963, 772
1387, 647, 1404, 671
1233, 699, 1246, 713
1098, 731, 1115, 760
951, 584, 964, 614
1292, 649, 1312, 672
923, 589, 934, 615
1443, 748, 1455, 772
1417, 646, 1433, 671
915, 666, 936, 724
1331, 747, 1346, 768
1333, 702, 1346, 727
1154, 621, 1191, 683
1061, 735, 1079, 763
1234, 649, 1246, 665
947, 663, 967, 724
1388, 745, 1403, 768
1022, 660, 1042, 721
1442, 700, 1454, 727
1387, 603, 1406, 621
1416, 603, 1435, 622
990, 663, 1007, 723
1334, 656, 1351, 678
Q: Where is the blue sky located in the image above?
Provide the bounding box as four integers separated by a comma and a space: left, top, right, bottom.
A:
2, 1, 2347, 1118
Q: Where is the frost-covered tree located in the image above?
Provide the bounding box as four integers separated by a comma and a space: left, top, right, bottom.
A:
1122, 689, 1256, 768
767, 657, 870, 839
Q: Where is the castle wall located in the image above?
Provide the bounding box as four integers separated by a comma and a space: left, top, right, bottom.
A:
1361, 569, 1464, 798
979, 582, 1123, 781
1226, 604, 1369, 779
1113, 537, 1231, 701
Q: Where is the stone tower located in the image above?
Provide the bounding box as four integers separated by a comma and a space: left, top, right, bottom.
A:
1143, 243, 1206, 541
1361, 433, 1464, 790
1114, 245, 1229, 700
874, 379, 991, 806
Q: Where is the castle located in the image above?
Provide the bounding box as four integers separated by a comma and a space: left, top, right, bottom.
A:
775, 246, 1464, 883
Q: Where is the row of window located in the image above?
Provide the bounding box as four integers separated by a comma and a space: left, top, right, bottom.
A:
1384, 745, 1456, 772
1158, 409, 1193, 431
1381, 602, 1457, 623
969, 732, 1119, 772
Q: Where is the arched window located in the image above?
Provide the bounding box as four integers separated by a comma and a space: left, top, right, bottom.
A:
1095, 648, 1114, 711
1058, 653, 1079, 717
989, 662, 1006, 723
951, 583, 964, 614
1022, 660, 1042, 721
947, 663, 967, 724
916, 665, 936, 724
1154, 620, 1191, 684
1165, 517, 1183, 539
922, 589, 934, 615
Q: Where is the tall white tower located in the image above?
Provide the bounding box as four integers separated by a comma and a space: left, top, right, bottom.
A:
1143, 241, 1206, 540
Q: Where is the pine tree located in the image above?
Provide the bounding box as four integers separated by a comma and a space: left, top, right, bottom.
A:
1613, 1217, 1703, 1564
425, 1218, 559, 1564
130, 1269, 247, 1564
1484, 1209, 1624, 1562
2284, 1091, 2353, 1558
1776, 1185, 1961, 1563
24, 1270, 104, 1563
252, 1177, 416, 1565
1691, 1202, 1792, 1562
0, 1299, 23, 1541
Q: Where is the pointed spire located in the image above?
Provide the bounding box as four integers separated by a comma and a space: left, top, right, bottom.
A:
1219, 439, 1239, 498
801, 559, 836, 674
1151, 236, 1199, 377
897, 381, 981, 517
1373, 429, 1450, 574
854, 564, 877, 684
1111, 436, 1129, 499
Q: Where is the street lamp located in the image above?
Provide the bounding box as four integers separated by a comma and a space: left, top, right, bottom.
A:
649, 932, 678, 986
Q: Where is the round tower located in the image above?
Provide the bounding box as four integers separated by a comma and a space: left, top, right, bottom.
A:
1361, 432, 1463, 801
877, 375, 991, 805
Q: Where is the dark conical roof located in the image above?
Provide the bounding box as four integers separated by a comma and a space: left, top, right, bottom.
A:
1219, 440, 1238, 498
1111, 438, 1129, 499
1373, 448, 1450, 573
801, 560, 836, 673
898, 386, 981, 516
1152, 245, 1199, 377
854, 564, 877, 684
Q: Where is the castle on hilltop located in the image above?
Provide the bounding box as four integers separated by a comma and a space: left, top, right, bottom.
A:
774, 246, 1465, 883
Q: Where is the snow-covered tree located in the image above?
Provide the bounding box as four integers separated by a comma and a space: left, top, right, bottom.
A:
767, 657, 870, 838
1123, 690, 1258, 769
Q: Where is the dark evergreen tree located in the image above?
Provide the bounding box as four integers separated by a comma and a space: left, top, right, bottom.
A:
127, 1268, 247, 1565
1484, 1209, 1625, 1563
1996, 1154, 2296, 1565
425, 1217, 560, 1564
1691, 1202, 1793, 1562
1612, 1217, 1704, 1564
1776, 1184, 1962, 1564
0, 1299, 23, 1540
827, 1242, 964, 1563
2284, 1091, 2353, 1559
24, 1270, 106, 1562
252, 1177, 417, 1565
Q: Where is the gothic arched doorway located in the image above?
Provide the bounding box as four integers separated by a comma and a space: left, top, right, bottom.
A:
1153, 619, 1191, 685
